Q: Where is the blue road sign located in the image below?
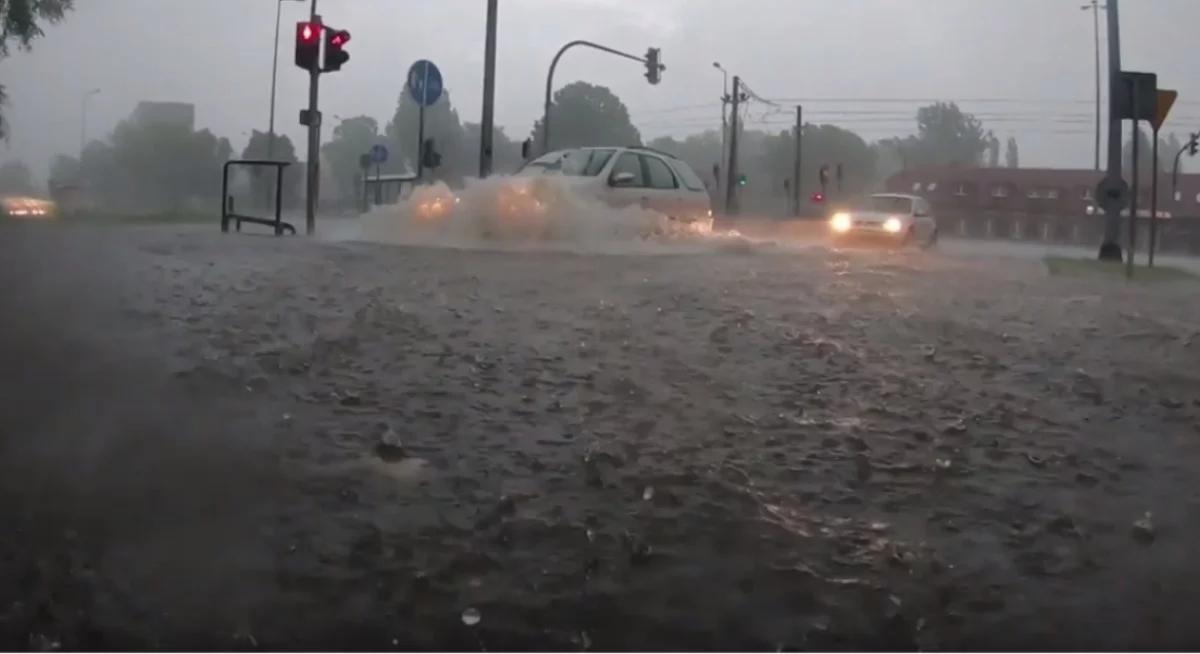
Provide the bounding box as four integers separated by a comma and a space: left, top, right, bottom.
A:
370, 144, 389, 164
407, 60, 444, 107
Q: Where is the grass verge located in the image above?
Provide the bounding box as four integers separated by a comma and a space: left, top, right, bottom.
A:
1044, 256, 1197, 282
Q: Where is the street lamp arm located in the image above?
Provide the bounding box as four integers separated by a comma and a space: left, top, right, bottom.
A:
542, 40, 657, 154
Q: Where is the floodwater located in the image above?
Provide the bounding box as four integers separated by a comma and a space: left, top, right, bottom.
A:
2, 211, 1199, 649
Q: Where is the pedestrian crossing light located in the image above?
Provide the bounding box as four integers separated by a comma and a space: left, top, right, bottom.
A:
322, 28, 351, 72
644, 48, 663, 85
295, 21, 322, 70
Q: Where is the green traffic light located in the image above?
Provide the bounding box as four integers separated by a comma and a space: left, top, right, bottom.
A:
737, 174, 747, 187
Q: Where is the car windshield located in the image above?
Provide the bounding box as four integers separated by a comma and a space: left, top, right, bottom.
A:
517, 148, 615, 177
863, 196, 913, 213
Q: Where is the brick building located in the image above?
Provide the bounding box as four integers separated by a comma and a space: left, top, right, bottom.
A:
884, 166, 1200, 253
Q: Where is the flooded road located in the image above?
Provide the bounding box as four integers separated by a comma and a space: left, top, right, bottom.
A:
2, 221, 1199, 649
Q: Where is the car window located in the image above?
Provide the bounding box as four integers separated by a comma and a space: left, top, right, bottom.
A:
642, 155, 678, 190
609, 152, 646, 187
670, 160, 707, 192
561, 149, 616, 177
866, 196, 913, 214
516, 152, 565, 176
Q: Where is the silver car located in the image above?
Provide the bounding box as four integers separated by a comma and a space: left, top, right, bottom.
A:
828, 193, 939, 248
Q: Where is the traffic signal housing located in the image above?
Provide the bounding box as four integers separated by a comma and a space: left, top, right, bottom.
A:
295, 21, 321, 71
644, 48, 662, 85
422, 138, 442, 170
323, 28, 350, 72
1190, 132, 1199, 157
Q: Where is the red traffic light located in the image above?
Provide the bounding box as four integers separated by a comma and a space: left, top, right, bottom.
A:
329, 30, 350, 47
810, 192, 825, 203
297, 21, 320, 44
322, 28, 351, 72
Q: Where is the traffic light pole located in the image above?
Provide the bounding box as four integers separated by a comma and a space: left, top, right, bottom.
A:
724, 76, 741, 216
792, 105, 802, 217
304, 0, 320, 236
542, 40, 658, 154
478, 0, 498, 178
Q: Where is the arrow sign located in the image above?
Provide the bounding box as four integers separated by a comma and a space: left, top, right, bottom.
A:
1153, 89, 1178, 131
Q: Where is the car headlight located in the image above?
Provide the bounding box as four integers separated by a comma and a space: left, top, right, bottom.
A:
830, 212, 852, 233
884, 217, 903, 233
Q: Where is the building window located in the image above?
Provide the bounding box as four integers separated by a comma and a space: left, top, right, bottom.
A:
992, 185, 1009, 198
912, 182, 922, 192
1047, 189, 1060, 200
926, 182, 938, 192
1175, 191, 1183, 202
954, 183, 968, 197
1027, 189, 1041, 199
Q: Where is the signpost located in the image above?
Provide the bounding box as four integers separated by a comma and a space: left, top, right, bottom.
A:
1149, 89, 1177, 267
407, 60, 444, 181
370, 144, 388, 205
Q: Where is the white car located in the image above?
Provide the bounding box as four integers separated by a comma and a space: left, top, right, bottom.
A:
515, 146, 714, 229
828, 193, 938, 247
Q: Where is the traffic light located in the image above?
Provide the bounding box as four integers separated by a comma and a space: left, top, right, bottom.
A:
644, 48, 662, 85
810, 192, 825, 204
323, 28, 350, 72
737, 173, 748, 187
295, 21, 321, 71
1190, 133, 1199, 157
422, 138, 442, 169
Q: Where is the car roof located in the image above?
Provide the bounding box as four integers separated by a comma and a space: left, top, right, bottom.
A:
870, 193, 921, 200
560, 145, 682, 162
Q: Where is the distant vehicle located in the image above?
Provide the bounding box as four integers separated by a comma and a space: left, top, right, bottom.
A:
1, 196, 56, 220
828, 193, 938, 248
513, 146, 714, 229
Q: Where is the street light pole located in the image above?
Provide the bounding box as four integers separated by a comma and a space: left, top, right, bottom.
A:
80, 88, 101, 156
268, 0, 304, 162
1097, 0, 1124, 261
713, 62, 729, 195
1082, 0, 1105, 171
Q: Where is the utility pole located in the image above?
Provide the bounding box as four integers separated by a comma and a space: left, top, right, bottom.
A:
304, 0, 320, 236
713, 62, 729, 197
1083, 0, 1103, 171
1149, 123, 1160, 267
1127, 79, 1140, 279
793, 105, 802, 217
1097, 0, 1124, 261
479, 0, 498, 178
724, 76, 742, 216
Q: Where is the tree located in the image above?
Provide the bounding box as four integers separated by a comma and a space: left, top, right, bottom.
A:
531, 81, 640, 152
909, 102, 988, 168
648, 129, 722, 188
461, 121, 522, 176
241, 130, 301, 208
92, 114, 233, 211
385, 88, 465, 183
322, 116, 380, 203
986, 131, 1001, 167
1, 0, 74, 139
0, 160, 34, 194
1005, 137, 1020, 168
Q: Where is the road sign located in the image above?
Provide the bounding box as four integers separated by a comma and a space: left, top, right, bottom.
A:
1095, 176, 1131, 212
407, 60, 444, 107
1153, 89, 1178, 131
1115, 71, 1157, 122
370, 144, 389, 164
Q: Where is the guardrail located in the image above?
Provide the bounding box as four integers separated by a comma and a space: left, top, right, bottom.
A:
221, 160, 296, 235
